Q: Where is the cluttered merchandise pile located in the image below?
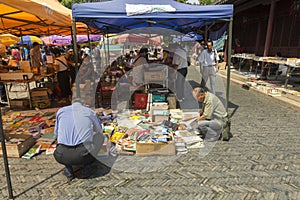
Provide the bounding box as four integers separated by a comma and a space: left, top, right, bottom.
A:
97, 104, 204, 157
0, 105, 205, 159
0, 108, 58, 159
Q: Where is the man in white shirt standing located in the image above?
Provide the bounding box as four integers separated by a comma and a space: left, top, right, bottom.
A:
198, 40, 219, 94
172, 43, 188, 102
91, 44, 101, 74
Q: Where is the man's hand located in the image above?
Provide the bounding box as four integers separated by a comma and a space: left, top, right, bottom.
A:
197, 115, 206, 121
199, 109, 203, 116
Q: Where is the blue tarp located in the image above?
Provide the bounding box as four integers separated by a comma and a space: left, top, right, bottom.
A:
173, 32, 203, 42
72, 0, 233, 34
209, 23, 228, 41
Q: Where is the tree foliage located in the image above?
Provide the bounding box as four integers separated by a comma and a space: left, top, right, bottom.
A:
58, 0, 85, 9
198, 0, 214, 5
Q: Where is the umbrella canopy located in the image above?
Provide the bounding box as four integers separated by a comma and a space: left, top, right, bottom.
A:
0, 43, 7, 53
117, 34, 160, 45
41, 35, 71, 46
18, 35, 44, 46
0, 34, 20, 45
41, 34, 102, 46
117, 34, 149, 43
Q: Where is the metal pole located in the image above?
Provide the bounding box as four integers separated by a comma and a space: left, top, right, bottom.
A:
86, 27, 93, 65
72, 19, 80, 98
103, 34, 107, 68
226, 18, 233, 113
0, 110, 14, 199
106, 31, 110, 66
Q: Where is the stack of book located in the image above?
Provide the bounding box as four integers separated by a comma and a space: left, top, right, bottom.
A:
36, 133, 57, 151
175, 130, 203, 150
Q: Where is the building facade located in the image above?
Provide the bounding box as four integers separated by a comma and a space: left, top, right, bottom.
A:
216, 0, 300, 57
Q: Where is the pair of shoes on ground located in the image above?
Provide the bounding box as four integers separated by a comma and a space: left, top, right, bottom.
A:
62, 164, 95, 181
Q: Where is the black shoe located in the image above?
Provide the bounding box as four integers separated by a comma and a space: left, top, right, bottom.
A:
62, 168, 74, 182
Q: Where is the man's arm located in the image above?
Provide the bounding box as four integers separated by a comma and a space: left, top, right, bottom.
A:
91, 111, 102, 134
215, 49, 220, 72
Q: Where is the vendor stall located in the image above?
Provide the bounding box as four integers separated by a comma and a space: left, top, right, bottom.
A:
0, 72, 54, 109
72, 0, 234, 111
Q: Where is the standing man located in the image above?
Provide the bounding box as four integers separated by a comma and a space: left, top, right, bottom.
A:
30, 42, 43, 73
53, 49, 72, 104
131, 47, 149, 87
54, 99, 104, 181
192, 87, 227, 142
172, 43, 188, 102
91, 44, 101, 74
21, 44, 30, 61
198, 40, 219, 94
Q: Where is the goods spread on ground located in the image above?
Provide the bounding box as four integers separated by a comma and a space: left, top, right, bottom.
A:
0, 105, 204, 158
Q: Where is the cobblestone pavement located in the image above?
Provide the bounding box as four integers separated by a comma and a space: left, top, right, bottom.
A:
1, 67, 300, 200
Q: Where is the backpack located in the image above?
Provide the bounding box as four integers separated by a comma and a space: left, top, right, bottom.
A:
221, 116, 233, 141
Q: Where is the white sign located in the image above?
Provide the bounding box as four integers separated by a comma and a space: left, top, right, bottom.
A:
126, 4, 176, 16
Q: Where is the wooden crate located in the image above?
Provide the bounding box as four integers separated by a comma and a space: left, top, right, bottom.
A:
31, 88, 48, 98
0, 134, 36, 158
144, 71, 165, 81
136, 142, 175, 156
10, 99, 30, 108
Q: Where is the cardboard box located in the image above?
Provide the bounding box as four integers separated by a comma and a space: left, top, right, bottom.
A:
10, 99, 30, 108
144, 71, 165, 81
136, 142, 175, 156
151, 105, 169, 122
31, 88, 48, 98
0, 134, 36, 158
32, 99, 51, 109
167, 94, 176, 109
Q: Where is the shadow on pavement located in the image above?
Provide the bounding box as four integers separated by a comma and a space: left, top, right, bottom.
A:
14, 169, 63, 199
74, 155, 117, 180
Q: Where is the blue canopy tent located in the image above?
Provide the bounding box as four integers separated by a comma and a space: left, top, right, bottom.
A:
72, 0, 233, 111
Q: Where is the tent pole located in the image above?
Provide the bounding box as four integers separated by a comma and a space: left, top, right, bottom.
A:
226, 17, 233, 113
72, 19, 80, 98
86, 27, 92, 62
0, 111, 14, 199
205, 25, 208, 41
20, 29, 25, 60
103, 34, 107, 68
106, 31, 110, 68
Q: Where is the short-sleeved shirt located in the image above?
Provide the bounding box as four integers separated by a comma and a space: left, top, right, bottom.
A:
132, 56, 148, 86
30, 48, 42, 68
199, 49, 220, 67
202, 92, 227, 125
172, 47, 188, 70
54, 102, 102, 146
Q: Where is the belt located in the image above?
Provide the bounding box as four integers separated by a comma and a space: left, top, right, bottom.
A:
58, 142, 92, 148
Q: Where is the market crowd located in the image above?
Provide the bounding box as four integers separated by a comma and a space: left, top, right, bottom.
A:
0, 42, 102, 106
